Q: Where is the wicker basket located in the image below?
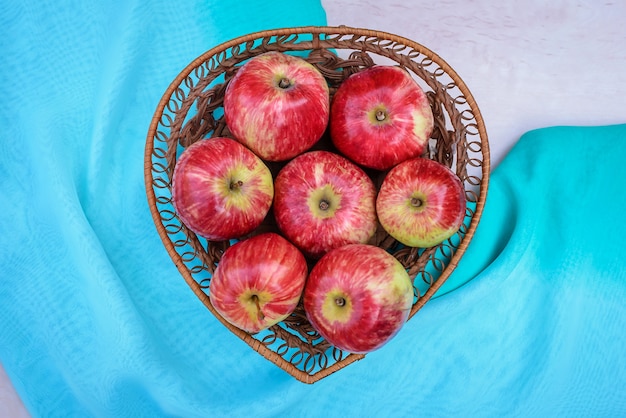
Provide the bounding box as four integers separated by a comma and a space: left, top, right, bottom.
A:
144, 25, 490, 384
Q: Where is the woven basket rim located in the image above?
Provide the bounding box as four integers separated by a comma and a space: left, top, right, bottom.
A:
144, 25, 490, 384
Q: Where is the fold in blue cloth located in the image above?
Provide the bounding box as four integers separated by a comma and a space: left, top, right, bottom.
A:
2, 0, 626, 416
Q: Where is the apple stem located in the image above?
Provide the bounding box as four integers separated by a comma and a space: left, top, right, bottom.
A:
375, 109, 387, 122
229, 180, 244, 191
319, 200, 330, 211
251, 294, 265, 320
278, 77, 292, 89
335, 297, 346, 307
411, 197, 423, 207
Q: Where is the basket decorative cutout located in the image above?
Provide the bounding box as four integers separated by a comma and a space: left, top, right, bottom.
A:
144, 26, 490, 384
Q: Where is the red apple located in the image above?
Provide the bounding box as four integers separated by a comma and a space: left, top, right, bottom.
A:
376, 157, 466, 247
223, 51, 330, 162
273, 150, 377, 259
329, 65, 434, 170
171, 137, 274, 241
303, 244, 414, 354
209, 233, 308, 333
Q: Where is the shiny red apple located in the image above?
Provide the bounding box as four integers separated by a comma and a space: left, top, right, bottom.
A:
171, 137, 274, 241
273, 150, 378, 259
376, 157, 466, 247
330, 65, 434, 170
209, 233, 308, 333
303, 244, 414, 354
223, 51, 330, 162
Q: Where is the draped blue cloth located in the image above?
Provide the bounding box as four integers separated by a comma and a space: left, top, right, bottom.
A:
2, 0, 626, 416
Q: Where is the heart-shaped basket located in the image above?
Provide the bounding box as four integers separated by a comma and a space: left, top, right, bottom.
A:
144, 25, 490, 384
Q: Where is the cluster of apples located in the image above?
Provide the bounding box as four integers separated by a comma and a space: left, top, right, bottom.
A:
171, 51, 466, 354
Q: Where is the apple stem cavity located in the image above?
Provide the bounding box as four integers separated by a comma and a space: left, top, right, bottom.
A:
278, 77, 292, 89
335, 297, 346, 307
251, 294, 265, 321
229, 179, 244, 191
410, 197, 423, 208
375, 109, 387, 122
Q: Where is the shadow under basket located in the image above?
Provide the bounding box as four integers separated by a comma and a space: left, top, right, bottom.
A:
144, 25, 490, 384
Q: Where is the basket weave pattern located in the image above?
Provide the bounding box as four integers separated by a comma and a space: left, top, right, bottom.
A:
144, 26, 490, 384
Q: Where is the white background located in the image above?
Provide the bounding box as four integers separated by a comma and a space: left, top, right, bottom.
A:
2, 1, 625, 415
322, 0, 626, 169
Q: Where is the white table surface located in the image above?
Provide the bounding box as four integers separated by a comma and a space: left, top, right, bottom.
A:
322, 0, 626, 168
2, 1, 624, 415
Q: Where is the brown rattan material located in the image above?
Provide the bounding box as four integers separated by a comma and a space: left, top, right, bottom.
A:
144, 26, 490, 384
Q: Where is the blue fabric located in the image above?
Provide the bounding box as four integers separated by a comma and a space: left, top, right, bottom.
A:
2, 1, 626, 416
